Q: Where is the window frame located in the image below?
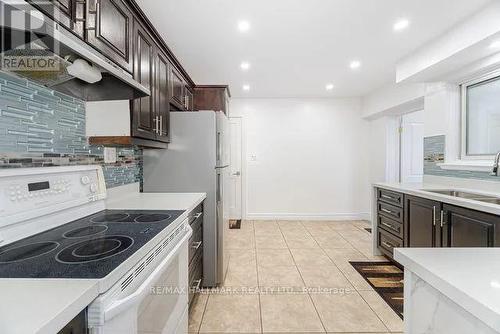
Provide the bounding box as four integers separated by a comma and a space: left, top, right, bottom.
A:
460, 69, 500, 161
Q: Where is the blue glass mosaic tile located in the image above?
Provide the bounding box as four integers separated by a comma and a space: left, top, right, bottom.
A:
424, 135, 499, 182
0, 72, 142, 188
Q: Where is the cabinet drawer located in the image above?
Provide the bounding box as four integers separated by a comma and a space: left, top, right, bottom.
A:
377, 188, 404, 208
189, 226, 203, 265
189, 248, 203, 305
189, 204, 203, 225
378, 215, 404, 239
378, 229, 403, 259
378, 201, 403, 222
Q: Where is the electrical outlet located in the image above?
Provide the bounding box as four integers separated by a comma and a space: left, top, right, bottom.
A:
104, 147, 117, 164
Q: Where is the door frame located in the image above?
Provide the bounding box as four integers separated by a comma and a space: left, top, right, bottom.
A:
228, 116, 243, 220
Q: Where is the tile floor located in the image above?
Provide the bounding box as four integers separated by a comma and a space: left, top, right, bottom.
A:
189, 220, 403, 333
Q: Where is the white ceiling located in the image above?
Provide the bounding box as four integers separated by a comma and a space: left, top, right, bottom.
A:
136, 0, 491, 98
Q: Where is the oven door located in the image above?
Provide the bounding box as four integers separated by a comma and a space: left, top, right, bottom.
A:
92, 228, 191, 334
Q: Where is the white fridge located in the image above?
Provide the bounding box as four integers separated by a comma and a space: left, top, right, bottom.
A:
143, 111, 229, 287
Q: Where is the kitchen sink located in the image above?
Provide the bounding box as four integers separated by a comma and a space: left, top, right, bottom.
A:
424, 189, 500, 205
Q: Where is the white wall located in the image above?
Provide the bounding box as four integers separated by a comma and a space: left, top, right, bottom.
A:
230, 98, 371, 220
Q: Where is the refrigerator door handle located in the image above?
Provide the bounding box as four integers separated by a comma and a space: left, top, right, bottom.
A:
216, 132, 221, 163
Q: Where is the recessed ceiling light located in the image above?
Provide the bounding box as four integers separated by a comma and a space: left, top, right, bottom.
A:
490, 41, 500, 48
350, 60, 361, 69
242, 84, 251, 91
393, 19, 410, 31
240, 62, 250, 71
325, 83, 334, 91
238, 20, 250, 32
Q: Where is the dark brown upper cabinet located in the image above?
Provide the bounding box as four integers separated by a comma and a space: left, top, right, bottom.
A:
442, 205, 499, 247
405, 195, 442, 248
28, 0, 86, 38
169, 65, 186, 110
86, 0, 133, 73
194, 86, 231, 114
131, 19, 156, 141
155, 49, 170, 142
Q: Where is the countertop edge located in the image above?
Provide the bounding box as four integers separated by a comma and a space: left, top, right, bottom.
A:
373, 182, 500, 216
394, 249, 500, 333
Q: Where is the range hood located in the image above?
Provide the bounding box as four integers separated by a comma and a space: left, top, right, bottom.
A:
0, 0, 150, 101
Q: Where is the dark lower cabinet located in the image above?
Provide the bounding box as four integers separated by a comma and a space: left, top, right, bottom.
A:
377, 187, 500, 263
86, 0, 133, 73
405, 195, 442, 248
442, 204, 498, 247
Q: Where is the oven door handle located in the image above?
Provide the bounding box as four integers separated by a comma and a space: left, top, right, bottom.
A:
103, 227, 193, 322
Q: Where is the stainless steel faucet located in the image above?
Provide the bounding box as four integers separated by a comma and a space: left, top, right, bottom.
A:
492, 152, 500, 176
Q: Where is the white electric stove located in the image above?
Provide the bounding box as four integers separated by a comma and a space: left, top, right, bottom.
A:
0, 165, 192, 334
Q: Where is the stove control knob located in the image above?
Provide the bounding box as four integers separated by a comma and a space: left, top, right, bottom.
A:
81, 176, 90, 185
90, 183, 98, 193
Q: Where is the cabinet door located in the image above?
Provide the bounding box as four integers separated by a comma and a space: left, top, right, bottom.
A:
131, 21, 156, 140
28, 0, 85, 38
86, 0, 133, 72
405, 195, 441, 247
442, 205, 497, 247
169, 65, 185, 109
155, 50, 170, 143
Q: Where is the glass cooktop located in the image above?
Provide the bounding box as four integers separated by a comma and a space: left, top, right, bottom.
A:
0, 210, 184, 279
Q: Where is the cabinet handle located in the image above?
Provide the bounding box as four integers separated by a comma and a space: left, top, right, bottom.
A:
381, 194, 395, 201
440, 210, 445, 227
381, 222, 396, 231
191, 279, 202, 291
381, 208, 394, 215
159, 116, 163, 135
153, 116, 159, 134
191, 241, 202, 250
382, 241, 395, 249
433, 206, 437, 226
189, 212, 203, 224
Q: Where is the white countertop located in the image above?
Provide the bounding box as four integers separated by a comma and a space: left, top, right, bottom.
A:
0, 279, 99, 334
395, 248, 500, 333
0, 189, 206, 334
374, 181, 500, 216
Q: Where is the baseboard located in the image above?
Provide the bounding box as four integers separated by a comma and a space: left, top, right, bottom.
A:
245, 212, 371, 221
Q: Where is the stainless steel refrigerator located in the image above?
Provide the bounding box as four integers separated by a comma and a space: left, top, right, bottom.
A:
143, 111, 229, 287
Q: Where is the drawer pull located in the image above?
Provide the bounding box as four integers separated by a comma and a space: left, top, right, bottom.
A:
381, 208, 394, 215
189, 212, 203, 224
381, 194, 396, 200
191, 279, 202, 291
381, 222, 397, 231
382, 241, 396, 249
192, 241, 202, 250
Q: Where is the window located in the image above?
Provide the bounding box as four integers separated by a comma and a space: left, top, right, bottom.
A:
462, 72, 500, 159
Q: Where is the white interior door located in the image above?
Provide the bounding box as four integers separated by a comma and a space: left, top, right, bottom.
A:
400, 110, 424, 183
228, 117, 242, 219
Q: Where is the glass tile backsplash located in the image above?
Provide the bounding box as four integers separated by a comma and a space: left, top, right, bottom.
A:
424, 135, 499, 182
0, 72, 142, 188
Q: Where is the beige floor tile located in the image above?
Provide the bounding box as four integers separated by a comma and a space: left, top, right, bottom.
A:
223, 262, 258, 289
359, 290, 404, 332
227, 249, 256, 266
298, 265, 353, 289
327, 221, 360, 231
311, 292, 388, 333
258, 265, 305, 290
311, 232, 352, 249
257, 249, 295, 267
338, 229, 371, 242
284, 234, 319, 248
323, 248, 368, 265
255, 233, 288, 249
260, 294, 325, 333
199, 294, 261, 333
254, 220, 281, 235
352, 220, 371, 229
188, 294, 208, 333
238, 220, 255, 232
226, 232, 256, 250
290, 248, 332, 267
